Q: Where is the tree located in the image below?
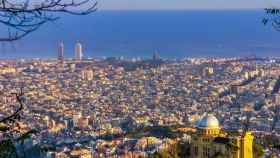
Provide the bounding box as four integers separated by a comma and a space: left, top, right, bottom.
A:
253, 143, 264, 158
0, 0, 97, 41
0, 88, 34, 158
263, 8, 280, 30
152, 142, 191, 158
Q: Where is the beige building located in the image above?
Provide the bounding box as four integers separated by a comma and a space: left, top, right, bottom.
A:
190, 114, 253, 158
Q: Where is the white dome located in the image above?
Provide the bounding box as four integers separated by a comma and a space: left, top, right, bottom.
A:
197, 114, 220, 128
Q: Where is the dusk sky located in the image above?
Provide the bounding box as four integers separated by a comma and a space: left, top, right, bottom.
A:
99, 0, 280, 10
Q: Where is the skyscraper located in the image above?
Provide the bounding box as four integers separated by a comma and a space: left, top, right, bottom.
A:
58, 42, 64, 62
153, 50, 160, 61
75, 42, 83, 61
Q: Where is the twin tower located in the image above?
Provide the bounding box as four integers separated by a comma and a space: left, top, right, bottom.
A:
58, 42, 83, 62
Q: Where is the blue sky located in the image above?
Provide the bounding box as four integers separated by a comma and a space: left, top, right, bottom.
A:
99, 0, 280, 10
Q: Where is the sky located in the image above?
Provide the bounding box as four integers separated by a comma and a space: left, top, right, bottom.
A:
99, 0, 280, 10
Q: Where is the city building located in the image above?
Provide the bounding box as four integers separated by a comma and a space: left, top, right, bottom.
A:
202, 67, 214, 76
75, 42, 83, 61
190, 113, 253, 158
153, 51, 161, 61
58, 42, 64, 62
69, 63, 76, 72
81, 69, 94, 81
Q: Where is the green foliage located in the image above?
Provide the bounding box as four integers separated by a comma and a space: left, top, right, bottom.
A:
253, 143, 265, 158
153, 150, 174, 158
211, 152, 226, 158
152, 141, 190, 158
16, 129, 38, 144
256, 134, 280, 147
0, 139, 18, 158
126, 126, 179, 139
0, 129, 39, 158
267, 153, 277, 158
21, 145, 45, 158
226, 142, 239, 151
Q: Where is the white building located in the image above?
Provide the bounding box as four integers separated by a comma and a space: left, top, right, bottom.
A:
75, 42, 83, 61
58, 42, 64, 61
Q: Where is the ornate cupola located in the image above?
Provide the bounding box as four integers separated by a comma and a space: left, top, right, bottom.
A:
196, 113, 221, 136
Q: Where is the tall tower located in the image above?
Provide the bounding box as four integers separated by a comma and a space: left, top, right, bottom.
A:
75, 42, 83, 61
153, 50, 160, 61
58, 42, 64, 62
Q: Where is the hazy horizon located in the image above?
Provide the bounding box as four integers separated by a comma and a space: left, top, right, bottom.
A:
0, 10, 280, 59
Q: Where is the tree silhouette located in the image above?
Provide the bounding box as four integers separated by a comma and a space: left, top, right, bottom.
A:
0, 88, 37, 158
0, 88, 24, 125
263, 8, 280, 30
0, 0, 97, 41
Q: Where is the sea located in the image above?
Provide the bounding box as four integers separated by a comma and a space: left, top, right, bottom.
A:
0, 10, 280, 59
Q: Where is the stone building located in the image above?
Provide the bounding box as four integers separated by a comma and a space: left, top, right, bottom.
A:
190, 113, 253, 158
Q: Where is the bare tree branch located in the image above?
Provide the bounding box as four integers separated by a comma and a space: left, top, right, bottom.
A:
0, 88, 25, 125
0, 0, 98, 41
263, 8, 280, 31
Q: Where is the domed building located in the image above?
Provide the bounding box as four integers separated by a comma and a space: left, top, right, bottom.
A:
190, 113, 253, 158
196, 113, 221, 136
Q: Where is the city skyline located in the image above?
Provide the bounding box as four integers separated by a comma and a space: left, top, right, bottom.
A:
1, 10, 280, 59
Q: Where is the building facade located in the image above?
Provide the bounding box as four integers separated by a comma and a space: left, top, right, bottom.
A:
58, 42, 64, 62
190, 113, 253, 158
75, 42, 83, 61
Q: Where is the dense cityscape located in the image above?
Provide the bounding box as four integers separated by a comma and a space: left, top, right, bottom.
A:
1, 42, 280, 157
1, 0, 280, 157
